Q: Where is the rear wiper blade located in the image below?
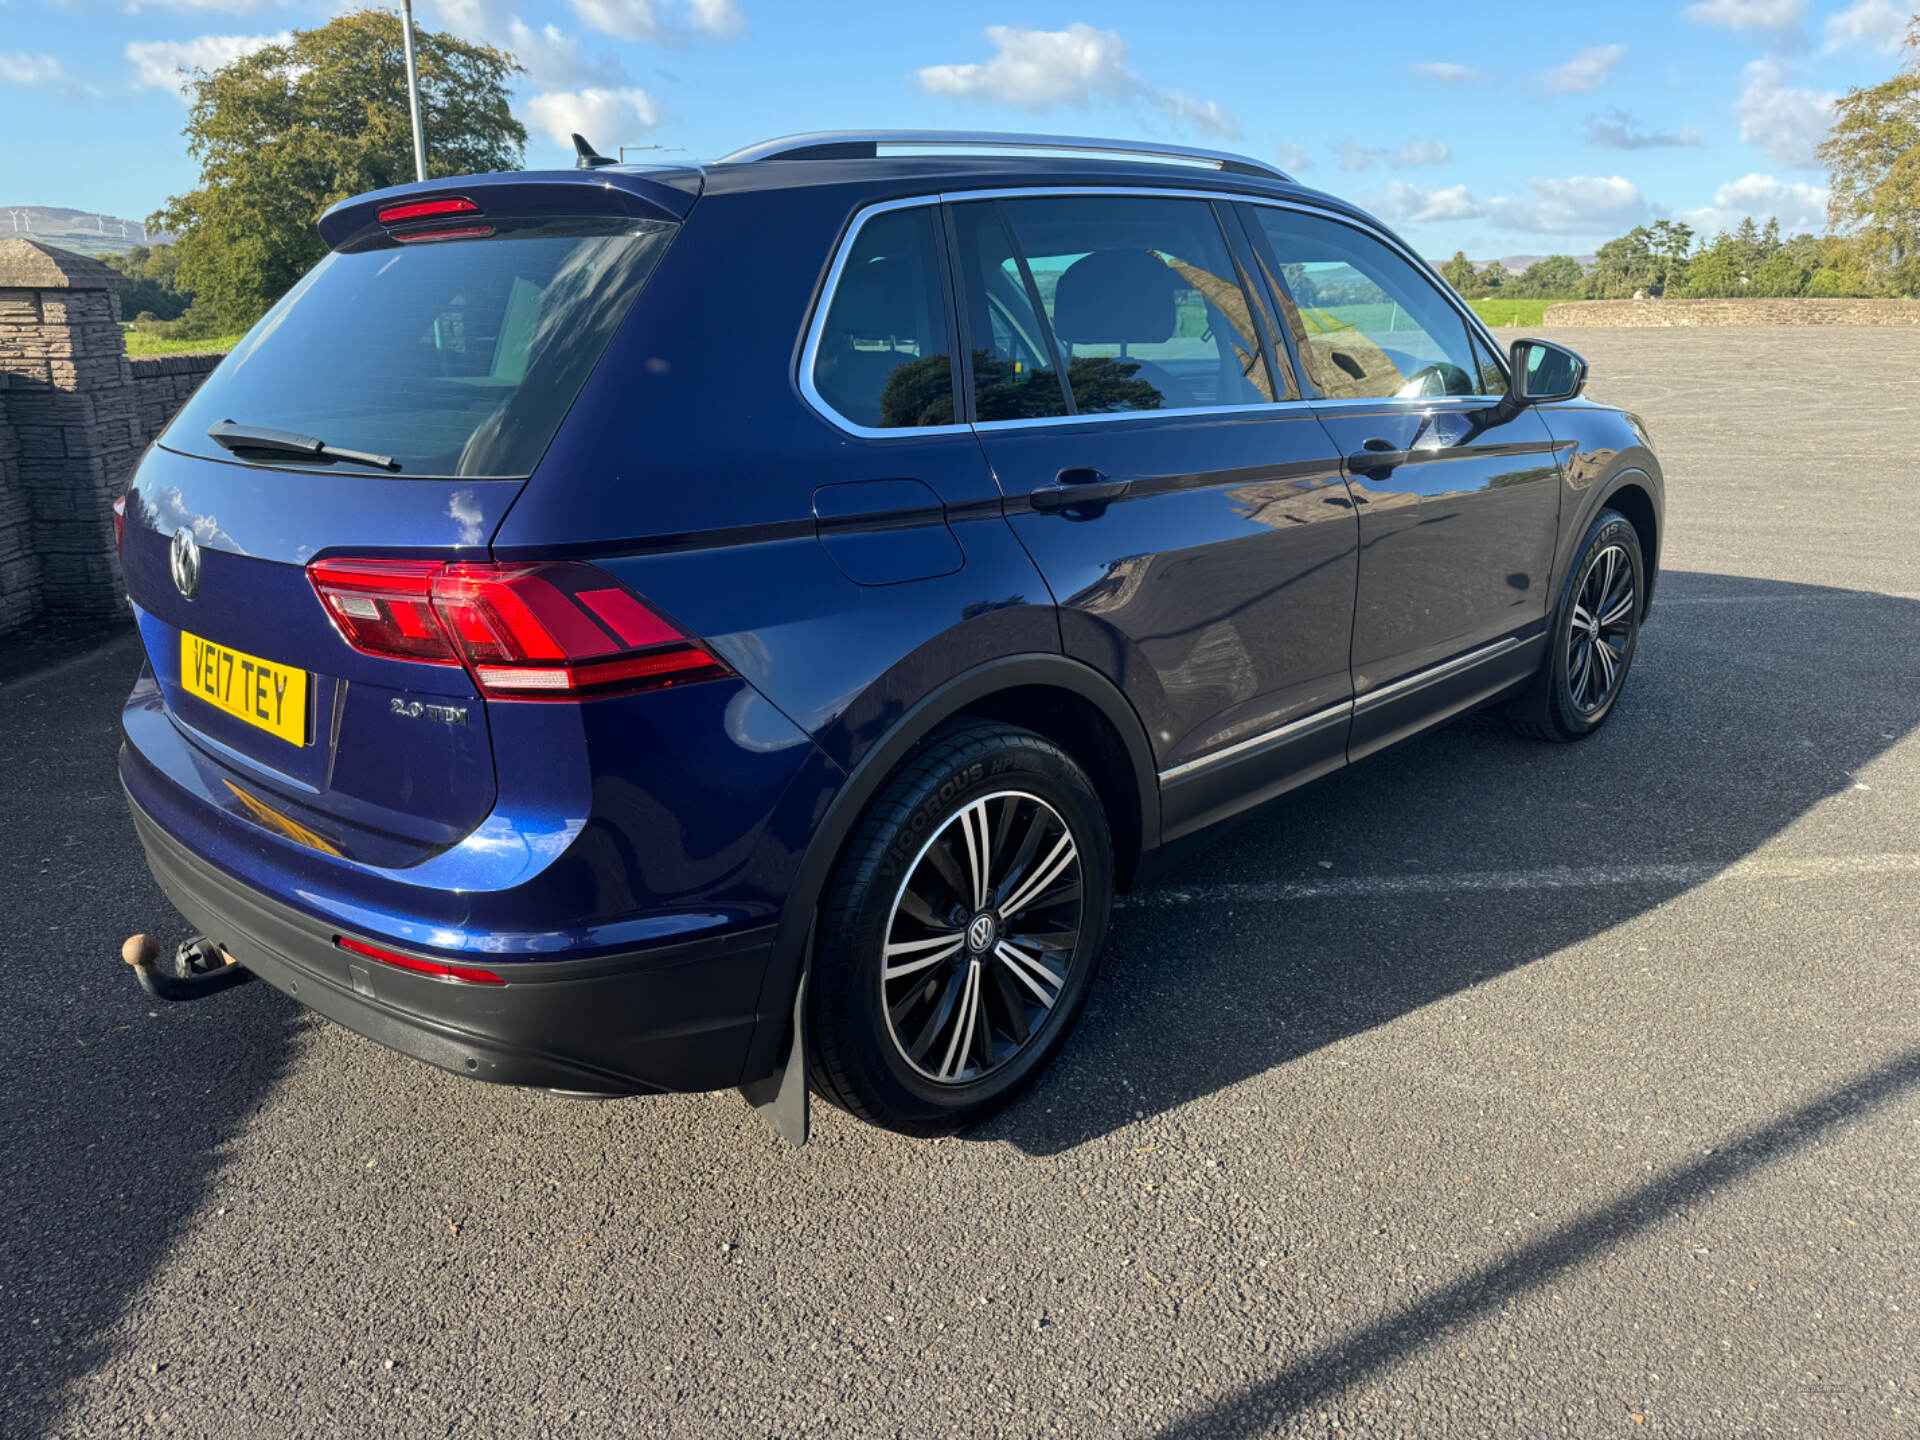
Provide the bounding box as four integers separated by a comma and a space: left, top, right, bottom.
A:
207, 420, 400, 472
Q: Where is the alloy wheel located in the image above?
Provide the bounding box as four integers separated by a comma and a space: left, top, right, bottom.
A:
880, 790, 1083, 1085
1567, 542, 1636, 715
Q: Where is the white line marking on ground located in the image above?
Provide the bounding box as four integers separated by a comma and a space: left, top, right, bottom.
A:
1659, 593, 1920, 605
1120, 853, 1920, 908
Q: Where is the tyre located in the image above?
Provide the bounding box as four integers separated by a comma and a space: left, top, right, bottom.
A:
1509, 508, 1645, 742
807, 720, 1114, 1135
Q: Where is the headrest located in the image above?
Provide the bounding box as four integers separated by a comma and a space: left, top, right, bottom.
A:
832, 255, 912, 340
1052, 250, 1178, 345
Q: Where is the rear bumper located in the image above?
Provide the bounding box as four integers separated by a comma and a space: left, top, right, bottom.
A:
128, 794, 775, 1095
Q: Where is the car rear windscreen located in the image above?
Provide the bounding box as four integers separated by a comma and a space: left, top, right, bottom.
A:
162, 219, 677, 479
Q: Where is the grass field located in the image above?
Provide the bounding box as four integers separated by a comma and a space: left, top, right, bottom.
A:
122, 330, 242, 357
1467, 297, 1554, 327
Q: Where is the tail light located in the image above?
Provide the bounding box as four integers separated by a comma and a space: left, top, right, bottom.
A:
334, 934, 504, 986
112, 494, 126, 552
308, 558, 731, 701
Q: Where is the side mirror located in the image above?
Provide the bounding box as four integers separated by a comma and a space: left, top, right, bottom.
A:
1509, 338, 1588, 405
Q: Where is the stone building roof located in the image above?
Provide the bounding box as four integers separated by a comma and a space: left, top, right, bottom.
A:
0, 238, 128, 290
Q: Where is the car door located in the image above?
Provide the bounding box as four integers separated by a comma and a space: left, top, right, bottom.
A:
1240, 204, 1566, 760
952, 192, 1360, 842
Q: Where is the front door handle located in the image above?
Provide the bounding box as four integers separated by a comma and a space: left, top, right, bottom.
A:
1029, 467, 1131, 512
1346, 439, 1410, 476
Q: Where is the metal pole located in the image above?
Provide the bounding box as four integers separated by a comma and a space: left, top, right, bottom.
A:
399, 0, 427, 183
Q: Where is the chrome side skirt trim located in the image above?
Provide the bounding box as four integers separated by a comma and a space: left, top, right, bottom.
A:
1158, 700, 1354, 785
1156, 634, 1531, 786
1352, 635, 1525, 714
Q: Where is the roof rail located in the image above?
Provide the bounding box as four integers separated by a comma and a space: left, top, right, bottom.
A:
716, 130, 1293, 182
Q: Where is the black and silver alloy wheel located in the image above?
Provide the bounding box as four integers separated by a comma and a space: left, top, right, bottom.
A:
1509, 506, 1645, 743
1566, 542, 1636, 715
808, 720, 1114, 1135
881, 790, 1083, 1085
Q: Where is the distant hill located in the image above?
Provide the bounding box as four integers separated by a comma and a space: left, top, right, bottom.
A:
1428, 254, 1599, 274
0, 206, 173, 257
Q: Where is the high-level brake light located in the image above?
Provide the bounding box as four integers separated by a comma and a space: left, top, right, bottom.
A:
376, 197, 480, 225
308, 559, 731, 701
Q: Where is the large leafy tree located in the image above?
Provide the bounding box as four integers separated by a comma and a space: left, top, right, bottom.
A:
151, 9, 525, 330
1820, 17, 1920, 295
1438, 251, 1476, 292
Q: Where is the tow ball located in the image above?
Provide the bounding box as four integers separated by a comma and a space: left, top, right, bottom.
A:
120, 933, 259, 1003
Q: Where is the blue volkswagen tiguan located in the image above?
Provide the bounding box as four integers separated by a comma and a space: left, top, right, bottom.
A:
117, 131, 1663, 1139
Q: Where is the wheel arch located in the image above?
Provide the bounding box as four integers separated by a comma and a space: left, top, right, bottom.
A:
1597, 474, 1660, 615
739, 653, 1159, 1083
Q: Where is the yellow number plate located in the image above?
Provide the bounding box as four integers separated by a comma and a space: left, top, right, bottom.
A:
179, 630, 310, 746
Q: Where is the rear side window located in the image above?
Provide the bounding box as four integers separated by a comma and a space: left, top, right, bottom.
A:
810, 207, 957, 429
163, 220, 677, 478
948, 202, 1073, 422
1246, 207, 1482, 401
996, 195, 1275, 414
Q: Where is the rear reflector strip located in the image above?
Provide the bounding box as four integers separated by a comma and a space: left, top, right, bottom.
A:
334, 934, 505, 986
377, 196, 480, 225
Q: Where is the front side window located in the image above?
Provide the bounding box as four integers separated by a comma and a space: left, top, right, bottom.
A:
811, 207, 956, 429
1248, 207, 1484, 401
991, 195, 1275, 416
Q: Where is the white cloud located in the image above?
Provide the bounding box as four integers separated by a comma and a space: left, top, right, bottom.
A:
525, 86, 661, 149
506, 18, 620, 88
1538, 44, 1626, 95
1374, 181, 1485, 224
916, 24, 1236, 137
1273, 141, 1312, 174
0, 52, 67, 86
122, 0, 274, 12
685, 0, 743, 37
1152, 88, 1239, 137
1680, 172, 1830, 233
1409, 61, 1485, 84
1394, 138, 1451, 167
1736, 57, 1837, 168
1333, 137, 1452, 171
126, 33, 288, 97
1490, 175, 1649, 234
570, 0, 656, 38
1822, 0, 1906, 52
1684, 0, 1806, 30
567, 0, 737, 41
1330, 138, 1375, 172
1585, 107, 1705, 149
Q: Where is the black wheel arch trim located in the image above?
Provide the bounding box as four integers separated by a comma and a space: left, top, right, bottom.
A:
739, 652, 1160, 1084
1585, 467, 1662, 616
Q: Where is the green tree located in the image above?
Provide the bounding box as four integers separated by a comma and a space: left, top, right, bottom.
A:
1750, 250, 1809, 296
1820, 17, 1920, 295
1438, 250, 1476, 292
1507, 254, 1585, 298
1586, 227, 1659, 298
152, 9, 526, 331
103, 244, 193, 321
1682, 235, 1744, 297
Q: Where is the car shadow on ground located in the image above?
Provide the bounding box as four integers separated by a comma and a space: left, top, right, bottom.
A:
0, 632, 300, 1435
980, 571, 1920, 1157
1146, 1042, 1920, 1438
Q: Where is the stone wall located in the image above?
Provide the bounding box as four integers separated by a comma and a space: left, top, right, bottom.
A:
1543, 297, 1920, 327
0, 239, 226, 637
131, 352, 223, 445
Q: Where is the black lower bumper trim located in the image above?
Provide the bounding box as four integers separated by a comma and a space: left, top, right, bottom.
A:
128, 795, 775, 1094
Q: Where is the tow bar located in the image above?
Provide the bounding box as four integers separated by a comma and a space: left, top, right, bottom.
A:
121, 933, 258, 1003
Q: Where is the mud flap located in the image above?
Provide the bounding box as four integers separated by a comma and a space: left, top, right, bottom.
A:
739, 920, 811, 1148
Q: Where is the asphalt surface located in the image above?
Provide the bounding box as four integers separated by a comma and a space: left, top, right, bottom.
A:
2, 326, 1916, 1438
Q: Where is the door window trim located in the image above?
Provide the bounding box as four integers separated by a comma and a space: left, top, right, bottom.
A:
796, 186, 1514, 439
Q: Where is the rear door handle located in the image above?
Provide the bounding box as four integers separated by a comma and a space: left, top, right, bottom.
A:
1030, 467, 1131, 512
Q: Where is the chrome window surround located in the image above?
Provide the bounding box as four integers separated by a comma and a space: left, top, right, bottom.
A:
1156, 634, 1527, 783
796, 186, 1517, 441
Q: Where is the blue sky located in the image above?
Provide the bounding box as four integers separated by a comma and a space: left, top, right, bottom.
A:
2, 0, 1912, 255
